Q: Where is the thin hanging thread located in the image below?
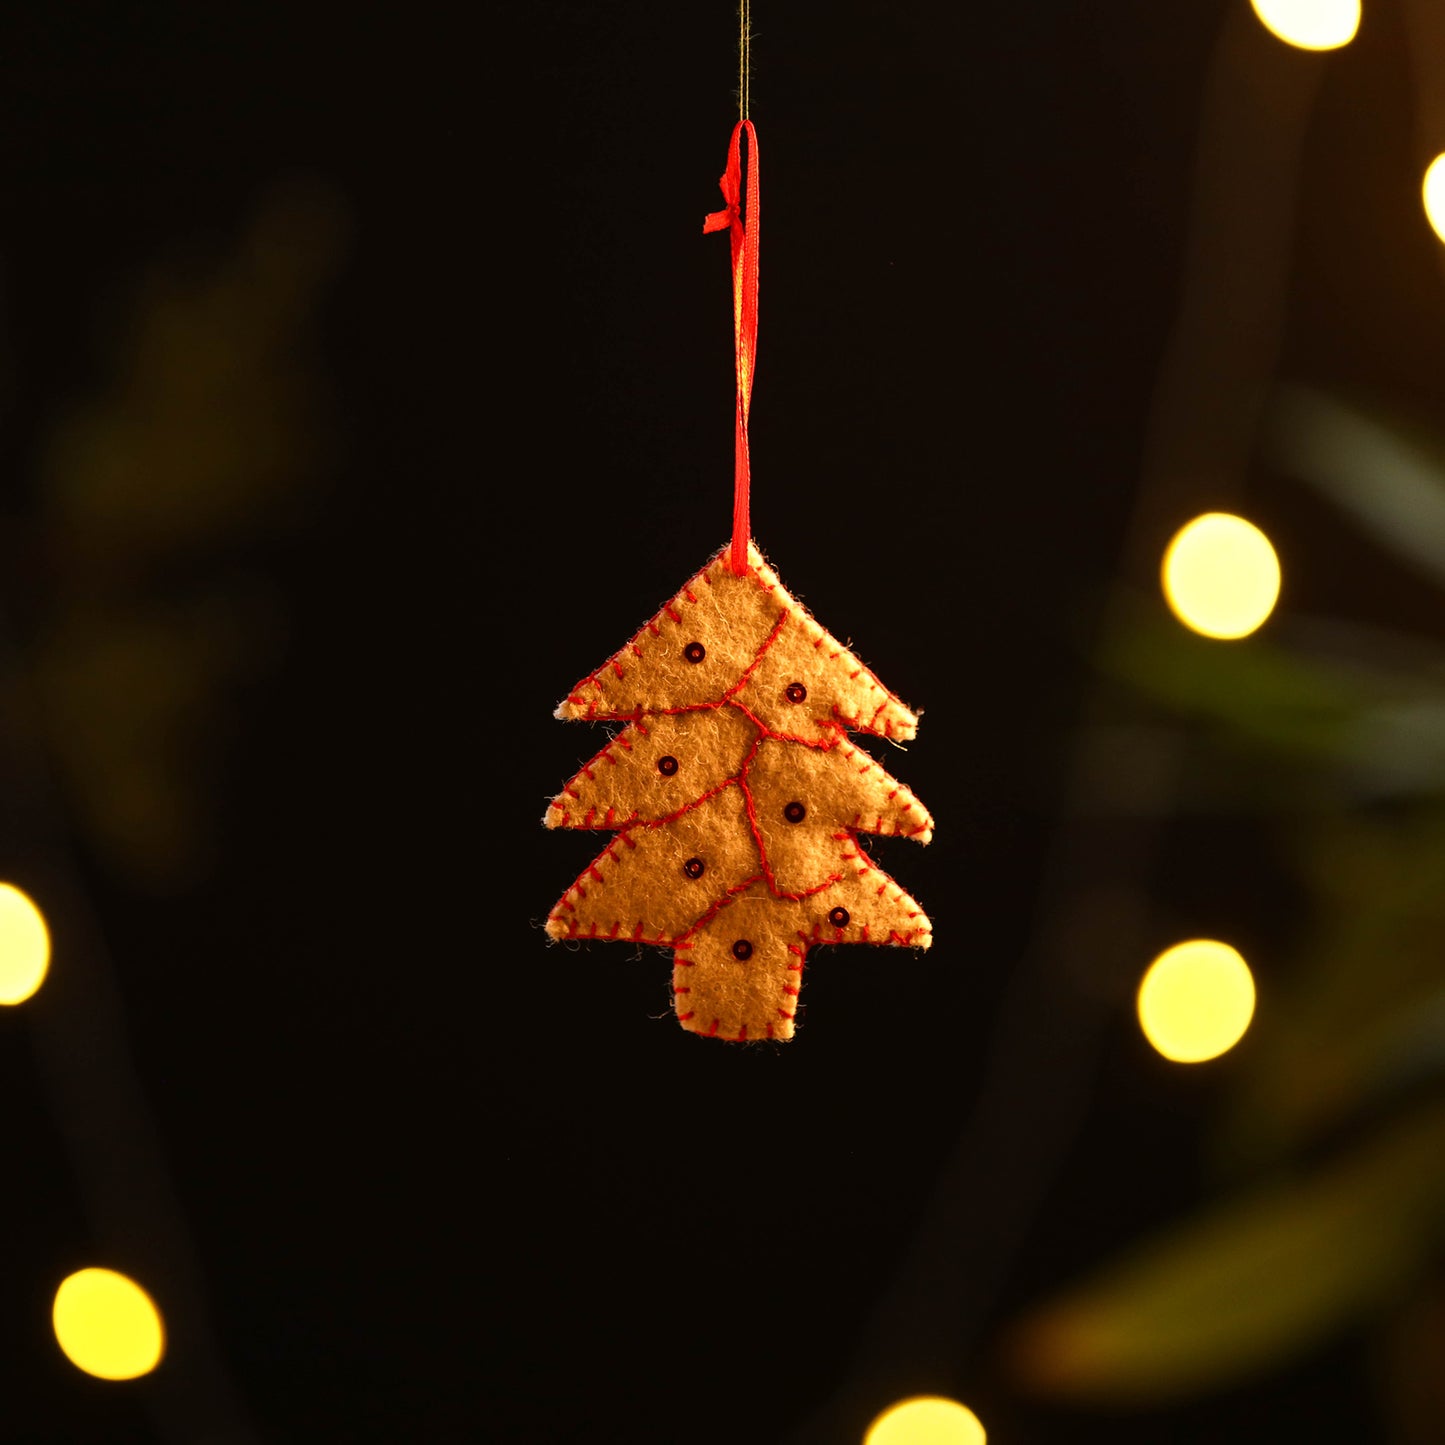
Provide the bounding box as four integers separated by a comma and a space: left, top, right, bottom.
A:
739, 0, 751, 119
706, 12, 758, 577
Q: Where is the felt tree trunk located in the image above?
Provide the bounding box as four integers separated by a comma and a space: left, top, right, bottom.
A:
545, 542, 932, 1042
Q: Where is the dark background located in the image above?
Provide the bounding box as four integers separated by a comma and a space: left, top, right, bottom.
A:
0, 2, 1437, 1442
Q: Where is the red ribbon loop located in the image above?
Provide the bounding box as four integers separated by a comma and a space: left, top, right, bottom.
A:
703, 120, 759, 577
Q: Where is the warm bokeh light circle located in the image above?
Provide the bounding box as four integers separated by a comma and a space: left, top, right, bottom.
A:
1424, 155, 1445, 245
1249, 0, 1360, 50
864, 1395, 986, 1445
0, 883, 51, 1005
52, 1269, 166, 1380
1161, 512, 1281, 639
1137, 940, 1256, 1064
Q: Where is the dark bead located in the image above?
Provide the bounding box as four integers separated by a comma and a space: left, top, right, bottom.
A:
828, 907, 850, 928
657, 755, 679, 776
683, 641, 706, 664
783, 800, 806, 824
785, 682, 807, 703
683, 857, 705, 879
731, 939, 754, 961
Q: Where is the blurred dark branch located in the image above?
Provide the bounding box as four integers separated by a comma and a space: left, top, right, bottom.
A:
788, 7, 1327, 1440
1403, 0, 1445, 286
1131, 4, 1324, 563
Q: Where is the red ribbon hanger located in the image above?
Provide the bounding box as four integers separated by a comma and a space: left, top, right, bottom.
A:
703, 119, 760, 577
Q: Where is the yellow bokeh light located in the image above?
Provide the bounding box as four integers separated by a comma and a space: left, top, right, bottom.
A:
1249, 0, 1360, 50
52, 1268, 166, 1381
0, 883, 50, 1005
1423, 155, 1445, 244
864, 1396, 986, 1445
1137, 940, 1256, 1064
1161, 512, 1281, 639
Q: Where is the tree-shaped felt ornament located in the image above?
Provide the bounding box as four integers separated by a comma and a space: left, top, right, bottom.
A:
543, 121, 933, 1041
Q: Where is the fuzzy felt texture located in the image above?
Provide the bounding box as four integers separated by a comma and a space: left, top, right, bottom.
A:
546, 540, 931, 1042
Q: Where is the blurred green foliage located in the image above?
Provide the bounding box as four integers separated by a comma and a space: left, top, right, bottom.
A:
30, 181, 348, 887
1008, 390, 1445, 1436
1010, 1099, 1445, 1403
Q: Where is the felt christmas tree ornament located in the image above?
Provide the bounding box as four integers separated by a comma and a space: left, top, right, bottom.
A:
543, 118, 933, 1041
545, 542, 933, 1041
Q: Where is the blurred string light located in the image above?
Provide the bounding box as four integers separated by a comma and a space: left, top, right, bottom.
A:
0, 883, 50, 1005
1248, 0, 1360, 50
1423, 154, 1445, 244
52, 1268, 165, 1380
864, 1396, 986, 1445
1161, 512, 1281, 640
1137, 940, 1256, 1063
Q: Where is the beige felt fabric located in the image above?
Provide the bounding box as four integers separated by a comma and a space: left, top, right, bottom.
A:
555, 542, 918, 742
671, 885, 807, 1042
547, 539, 932, 1041
746, 735, 933, 895
547, 784, 759, 943
730, 608, 919, 742
544, 706, 757, 830
555, 545, 784, 721
819, 849, 932, 948
671, 867, 930, 1042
